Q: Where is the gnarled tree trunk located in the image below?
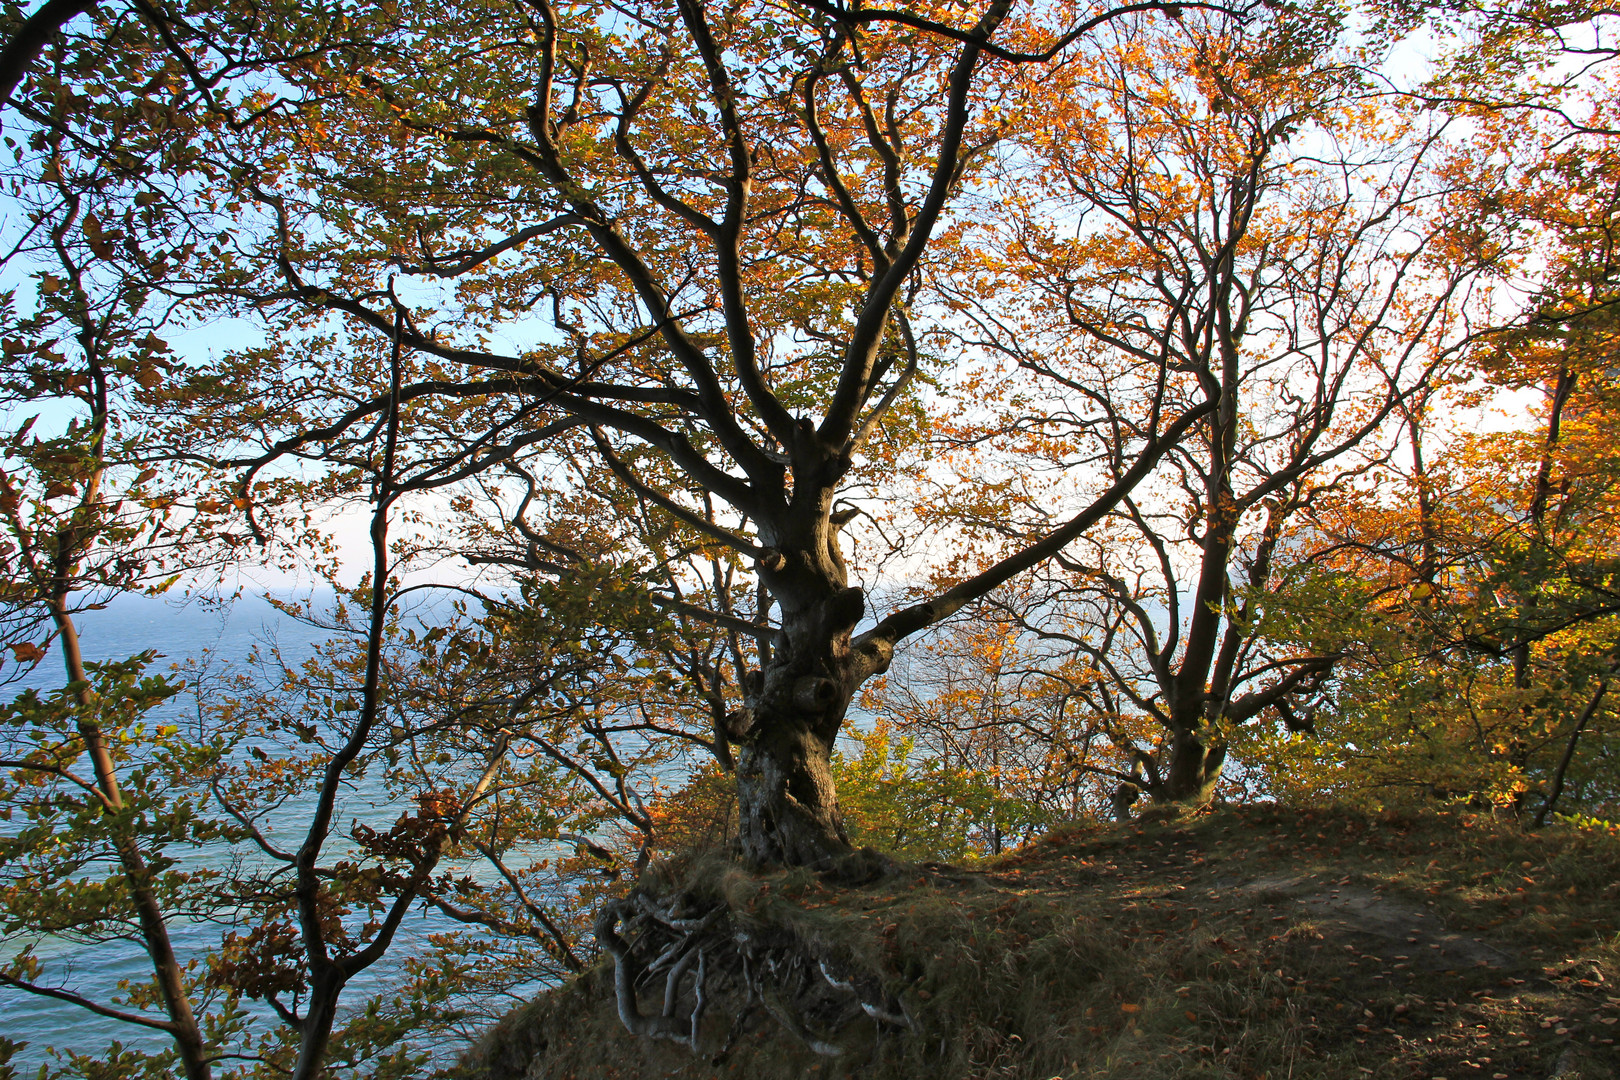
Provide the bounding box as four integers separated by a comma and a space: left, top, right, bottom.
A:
731, 578, 864, 866
735, 723, 849, 866
1160, 727, 1227, 808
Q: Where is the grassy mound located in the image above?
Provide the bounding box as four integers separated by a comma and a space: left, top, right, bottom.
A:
462, 806, 1620, 1079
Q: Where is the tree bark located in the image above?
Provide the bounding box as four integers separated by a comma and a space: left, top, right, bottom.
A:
48, 600, 212, 1080
0, 0, 99, 114
732, 583, 862, 865
292, 969, 343, 1080
1159, 727, 1226, 808
735, 722, 849, 866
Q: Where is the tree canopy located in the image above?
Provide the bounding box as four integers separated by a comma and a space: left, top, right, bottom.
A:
2, 0, 1620, 1074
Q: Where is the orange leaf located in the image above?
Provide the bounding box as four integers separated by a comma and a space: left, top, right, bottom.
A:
9, 642, 45, 664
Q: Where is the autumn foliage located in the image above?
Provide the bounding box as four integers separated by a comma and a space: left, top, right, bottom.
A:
1, 0, 1620, 1075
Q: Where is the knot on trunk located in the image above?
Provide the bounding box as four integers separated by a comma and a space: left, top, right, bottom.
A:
791, 676, 837, 712
722, 707, 756, 743
827, 586, 864, 631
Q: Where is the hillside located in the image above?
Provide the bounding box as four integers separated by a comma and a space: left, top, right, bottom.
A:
463, 806, 1620, 1080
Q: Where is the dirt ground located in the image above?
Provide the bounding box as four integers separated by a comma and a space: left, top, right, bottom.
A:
980, 807, 1620, 1079
466, 805, 1620, 1080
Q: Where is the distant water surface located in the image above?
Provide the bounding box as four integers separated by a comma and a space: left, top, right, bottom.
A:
0, 592, 471, 1072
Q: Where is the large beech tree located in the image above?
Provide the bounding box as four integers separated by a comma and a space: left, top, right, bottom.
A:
191, 0, 1221, 866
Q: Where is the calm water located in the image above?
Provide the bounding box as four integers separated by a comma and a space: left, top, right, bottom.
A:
0, 593, 482, 1073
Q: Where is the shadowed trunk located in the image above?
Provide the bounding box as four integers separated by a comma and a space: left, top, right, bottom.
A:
732, 583, 864, 865
736, 723, 849, 866
293, 971, 343, 1080
1161, 728, 1227, 807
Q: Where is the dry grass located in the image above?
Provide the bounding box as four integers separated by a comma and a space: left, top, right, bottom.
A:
461, 805, 1620, 1080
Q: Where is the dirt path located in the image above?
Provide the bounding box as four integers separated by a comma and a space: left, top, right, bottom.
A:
1237, 872, 1516, 971
984, 809, 1620, 1079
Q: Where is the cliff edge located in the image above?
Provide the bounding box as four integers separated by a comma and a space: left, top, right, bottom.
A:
463, 806, 1620, 1080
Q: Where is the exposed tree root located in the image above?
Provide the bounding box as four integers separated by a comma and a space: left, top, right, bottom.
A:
592, 877, 912, 1060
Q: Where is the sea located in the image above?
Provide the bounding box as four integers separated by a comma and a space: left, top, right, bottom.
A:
0, 592, 494, 1074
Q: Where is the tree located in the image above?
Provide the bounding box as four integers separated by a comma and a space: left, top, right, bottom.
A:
0, 4, 505, 1074
0, 6, 275, 1069
0, 0, 819, 1065
922, 4, 1517, 812
1257, 105, 1620, 819
167, 0, 1223, 866
1, 0, 1616, 1071
0, 311, 718, 1078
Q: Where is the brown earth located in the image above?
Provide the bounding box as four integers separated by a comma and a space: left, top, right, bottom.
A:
463, 805, 1620, 1080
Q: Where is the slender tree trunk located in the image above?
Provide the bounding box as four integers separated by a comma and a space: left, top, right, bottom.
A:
122, 854, 211, 1080
1407, 397, 1439, 591
293, 969, 344, 1080
290, 306, 408, 1080
48, 599, 212, 1080
44, 371, 209, 1078
1504, 367, 1578, 810
1149, 330, 1241, 813
1535, 673, 1610, 828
